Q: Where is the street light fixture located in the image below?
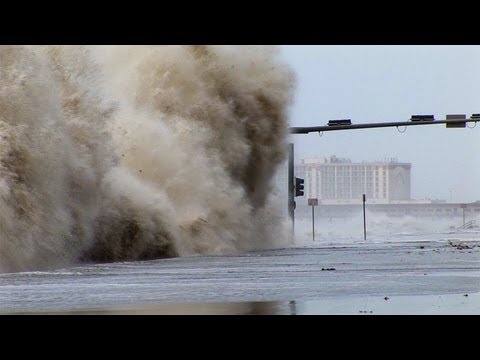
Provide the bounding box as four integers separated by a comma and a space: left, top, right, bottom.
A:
328, 119, 352, 126
410, 115, 435, 122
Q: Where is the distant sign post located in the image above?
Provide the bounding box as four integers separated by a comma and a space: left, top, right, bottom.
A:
363, 194, 367, 240
461, 204, 467, 227
308, 198, 319, 241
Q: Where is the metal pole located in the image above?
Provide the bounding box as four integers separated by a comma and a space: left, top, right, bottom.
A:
312, 204, 315, 242
288, 143, 295, 237
289, 118, 480, 134
463, 208, 465, 228
363, 194, 367, 240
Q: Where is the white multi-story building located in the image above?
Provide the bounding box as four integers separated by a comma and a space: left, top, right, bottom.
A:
295, 156, 411, 205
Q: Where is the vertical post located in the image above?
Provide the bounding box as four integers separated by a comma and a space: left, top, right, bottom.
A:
288, 301, 297, 315
362, 194, 367, 240
312, 204, 315, 241
288, 143, 295, 237
461, 204, 467, 228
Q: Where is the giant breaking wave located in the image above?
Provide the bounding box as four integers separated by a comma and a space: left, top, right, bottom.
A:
0, 45, 295, 272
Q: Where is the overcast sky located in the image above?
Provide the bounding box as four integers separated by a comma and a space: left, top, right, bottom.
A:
280, 45, 480, 203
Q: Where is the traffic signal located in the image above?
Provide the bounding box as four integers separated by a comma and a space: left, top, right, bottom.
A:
295, 177, 304, 197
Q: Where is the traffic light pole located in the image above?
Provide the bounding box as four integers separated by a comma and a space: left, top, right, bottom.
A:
290, 117, 480, 134
288, 143, 295, 236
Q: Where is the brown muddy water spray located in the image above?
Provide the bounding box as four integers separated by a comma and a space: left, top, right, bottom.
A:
0, 45, 295, 272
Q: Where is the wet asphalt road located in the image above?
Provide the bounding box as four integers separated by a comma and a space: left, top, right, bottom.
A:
1, 239, 479, 314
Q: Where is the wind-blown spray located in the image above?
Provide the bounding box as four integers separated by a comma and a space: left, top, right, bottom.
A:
0, 45, 295, 272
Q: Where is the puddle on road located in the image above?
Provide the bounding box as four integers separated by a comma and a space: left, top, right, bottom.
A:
9, 292, 480, 315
